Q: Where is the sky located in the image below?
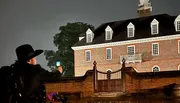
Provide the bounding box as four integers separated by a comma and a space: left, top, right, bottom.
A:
0, 0, 180, 71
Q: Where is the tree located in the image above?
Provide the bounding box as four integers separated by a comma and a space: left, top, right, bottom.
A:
44, 22, 95, 77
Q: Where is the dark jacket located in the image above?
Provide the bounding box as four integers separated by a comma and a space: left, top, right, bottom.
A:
10, 61, 62, 103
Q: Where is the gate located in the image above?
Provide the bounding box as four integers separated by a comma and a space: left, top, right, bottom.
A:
93, 62, 122, 92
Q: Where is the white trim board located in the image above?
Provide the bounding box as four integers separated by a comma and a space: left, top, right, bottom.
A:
72, 34, 180, 50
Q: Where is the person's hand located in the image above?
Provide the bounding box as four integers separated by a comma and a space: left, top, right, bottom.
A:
57, 66, 63, 73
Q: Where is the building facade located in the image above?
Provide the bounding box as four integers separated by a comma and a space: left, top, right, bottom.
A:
72, 0, 180, 78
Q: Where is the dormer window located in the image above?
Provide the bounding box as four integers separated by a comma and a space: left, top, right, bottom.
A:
177, 21, 180, 31
174, 15, 180, 31
151, 19, 159, 35
105, 25, 113, 40
127, 22, 135, 38
86, 28, 94, 43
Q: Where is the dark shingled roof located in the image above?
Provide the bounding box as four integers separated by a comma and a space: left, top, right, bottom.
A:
73, 14, 180, 47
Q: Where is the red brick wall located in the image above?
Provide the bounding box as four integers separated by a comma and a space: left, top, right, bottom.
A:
74, 39, 180, 76
125, 73, 180, 93
45, 71, 94, 98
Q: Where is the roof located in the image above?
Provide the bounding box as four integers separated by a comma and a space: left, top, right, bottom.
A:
73, 14, 180, 47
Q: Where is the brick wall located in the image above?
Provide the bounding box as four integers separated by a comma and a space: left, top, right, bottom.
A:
74, 39, 180, 77
124, 70, 180, 93
45, 70, 94, 98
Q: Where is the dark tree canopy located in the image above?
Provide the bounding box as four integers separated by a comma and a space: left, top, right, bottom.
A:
44, 22, 95, 77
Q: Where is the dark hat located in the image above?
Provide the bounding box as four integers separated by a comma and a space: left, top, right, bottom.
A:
16, 44, 43, 61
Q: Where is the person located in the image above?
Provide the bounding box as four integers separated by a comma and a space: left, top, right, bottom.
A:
1, 44, 63, 103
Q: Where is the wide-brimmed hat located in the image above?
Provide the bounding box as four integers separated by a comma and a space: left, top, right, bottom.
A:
16, 44, 43, 61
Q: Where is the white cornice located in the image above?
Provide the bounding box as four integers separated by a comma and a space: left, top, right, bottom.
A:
72, 34, 180, 50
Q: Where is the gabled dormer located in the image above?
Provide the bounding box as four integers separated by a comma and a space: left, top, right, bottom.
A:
86, 28, 94, 43
127, 22, 135, 38
175, 15, 180, 32
151, 19, 159, 35
105, 25, 113, 40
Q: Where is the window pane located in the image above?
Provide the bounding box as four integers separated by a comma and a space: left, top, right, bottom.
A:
86, 51, 90, 61
106, 31, 111, 40
128, 28, 134, 37
152, 44, 159, 55
153, 67, 159, 72
87, 34, 91, 42
106, 48, 112, 60
128, 46, 135, 55
177, 21, 180, 31
179, 41, 180, 53
152, 24, 158, 34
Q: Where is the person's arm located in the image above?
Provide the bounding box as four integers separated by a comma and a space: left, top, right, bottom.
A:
35, 64, 63, 82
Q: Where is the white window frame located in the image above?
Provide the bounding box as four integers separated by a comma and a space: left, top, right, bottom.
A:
127, 45, 135, 55
178, 40, 180, 54
127, 22, 135, 38
152, 65, 160, 72
178, 65, 180, 70
85, 50, 91, 62
151, 19, 159, 35
152, 43, 159, 56
106, 31, 111, 40
174, 15, 180, 31
128, 28, 134, 37
105, 25, 113, 40
86, 28, 94, 43
106, 48, 112, 60
177, 21, 180, 31
87, 33, 92, 43
151, 24, 158, 34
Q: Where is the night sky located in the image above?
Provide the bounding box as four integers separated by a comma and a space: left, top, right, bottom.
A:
0, 0, 179, 71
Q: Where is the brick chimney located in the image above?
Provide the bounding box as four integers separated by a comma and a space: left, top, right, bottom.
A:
137, 0, 152, 17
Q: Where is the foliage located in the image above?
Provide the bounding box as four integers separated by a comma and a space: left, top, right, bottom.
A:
44, 22, 95, 77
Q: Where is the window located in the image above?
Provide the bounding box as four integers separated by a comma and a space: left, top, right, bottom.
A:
178, 40, 180, 53
106, 31, 111, 40
128, 28, 134, 37
151, 24, 158, 34
106, 48, 112, 60
151, 19, 159, 35
86, 28, 94, 43
105, 25, 113, 40
127, 46, 135, 55
87, 34, 92, 43
152, 66, 160, 72
152, 43, 159, 56
85, 50, 91, 62
177, 21, 180, 31
127, 22, 135, 38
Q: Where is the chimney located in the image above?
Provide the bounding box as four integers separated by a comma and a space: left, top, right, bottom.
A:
137, 0, 152, 17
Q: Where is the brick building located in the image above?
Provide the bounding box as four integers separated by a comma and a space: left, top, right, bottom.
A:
71, 0, 180, 79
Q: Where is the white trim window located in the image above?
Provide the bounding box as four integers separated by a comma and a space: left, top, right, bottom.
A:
178, 40, 180, 54
105, 25, 113, 40
174, 15, 180, 31
86, 28, 94, 43
106, 31, 111, 40
151, 19, 159, 35
177, 21, 180, 31
151, 24, 158, 34
85, 50, 91, 62
152, 43, 159, 56
178, 65, 180, 70
106, 48, 112, 60
127, 45, 135, 55
87, 33, 92, 43
152, 66, 160, 72
127, 22, 135, 38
